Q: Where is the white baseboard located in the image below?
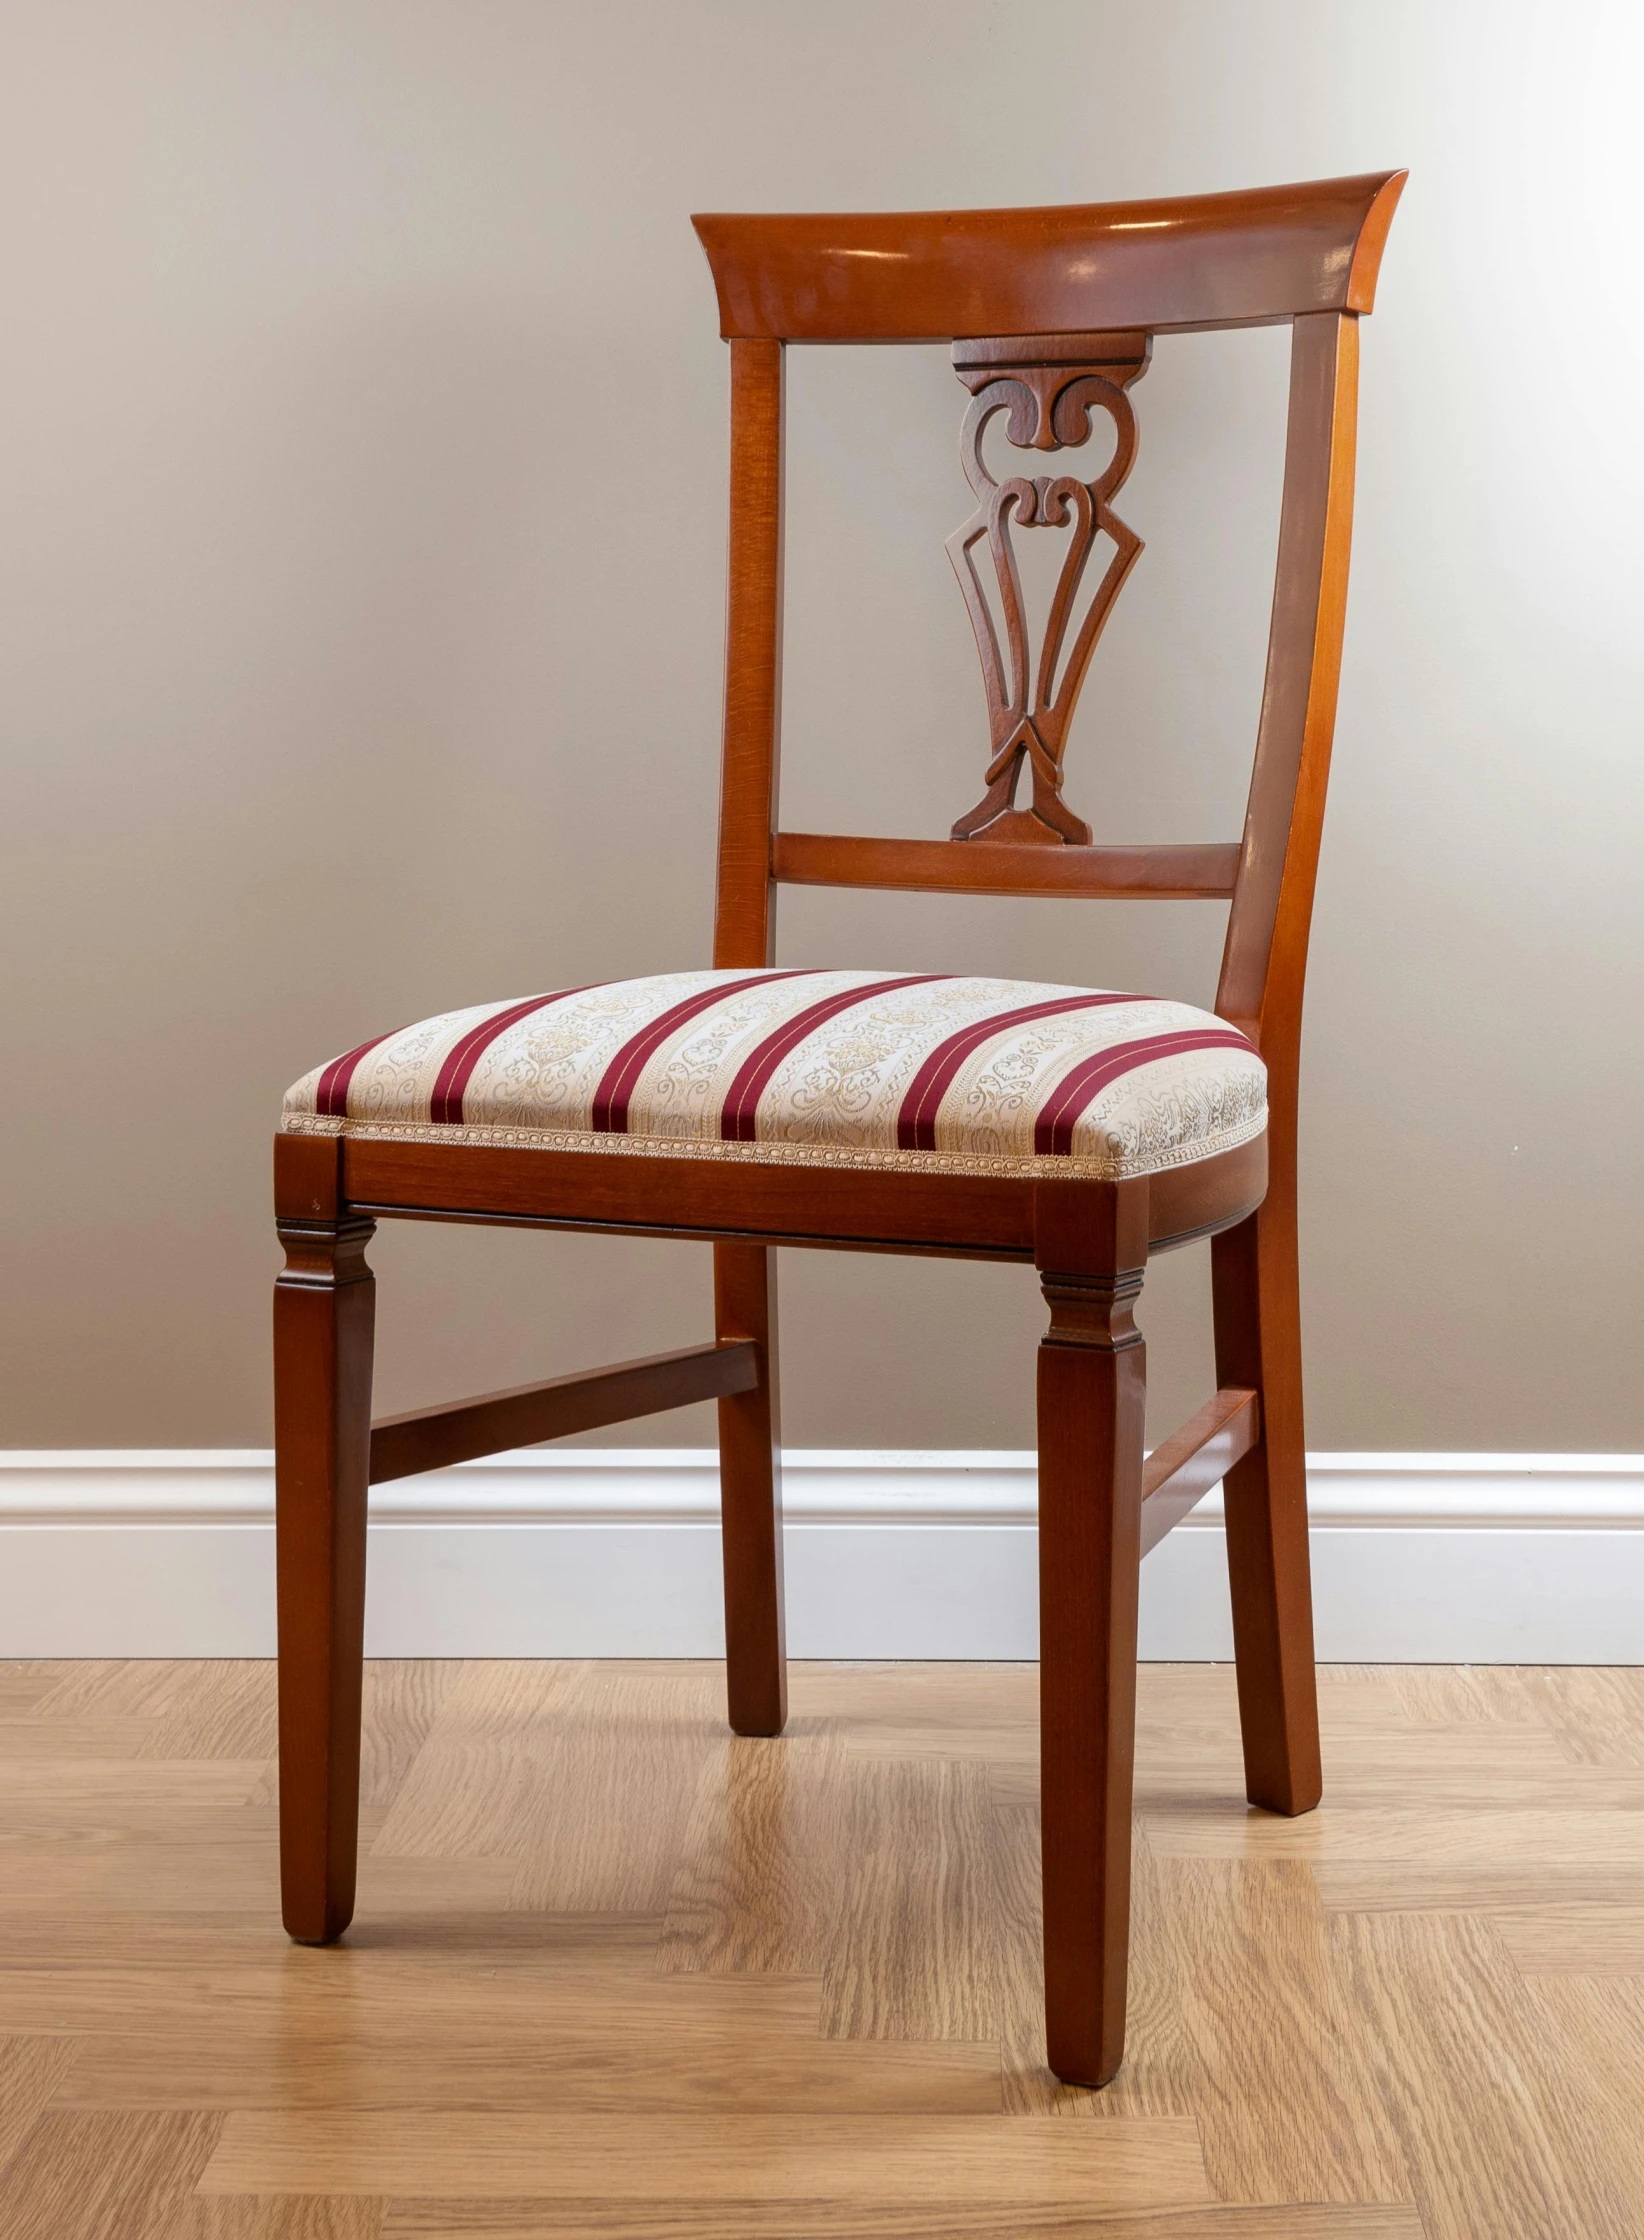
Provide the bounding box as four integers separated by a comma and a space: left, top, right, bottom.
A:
2, 1448, 1642, 1662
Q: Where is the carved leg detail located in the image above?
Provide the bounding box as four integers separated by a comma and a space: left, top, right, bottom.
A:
1212, 1193, 1322, 1817
1035, 1246, 1147, 2088
714, 1241, 786, 1737
274, 1205, 375, 1944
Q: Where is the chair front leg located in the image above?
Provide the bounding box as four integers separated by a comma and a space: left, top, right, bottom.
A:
713, 1240, 786, 1737
274, 1198, 375, 1944
1035, 1183, 1148, 2088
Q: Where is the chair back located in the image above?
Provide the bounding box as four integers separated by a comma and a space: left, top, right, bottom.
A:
691, 172, 1405, 1086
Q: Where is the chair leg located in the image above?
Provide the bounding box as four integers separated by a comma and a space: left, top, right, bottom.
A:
714, 1240, 786, 1737
1211, 1188, 1323, 1817
1035, 1227, 1148, 2088
274, 1203, 376, 1943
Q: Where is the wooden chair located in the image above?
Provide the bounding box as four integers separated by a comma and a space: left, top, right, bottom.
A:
273, 170, 1404, 2087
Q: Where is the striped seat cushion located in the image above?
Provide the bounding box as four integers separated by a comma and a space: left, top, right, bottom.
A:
281, 969, 1264, 1181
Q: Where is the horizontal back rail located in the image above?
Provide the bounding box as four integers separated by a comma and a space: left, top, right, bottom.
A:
694, 173, 1405, 343
772, 832, 1240, 900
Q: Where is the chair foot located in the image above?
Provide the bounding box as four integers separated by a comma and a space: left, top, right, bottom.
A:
714, 1242, 787, 1737
274, 1143, 375, 1945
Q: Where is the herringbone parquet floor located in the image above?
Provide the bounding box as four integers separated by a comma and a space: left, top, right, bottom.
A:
1, 1657, 1642, 2237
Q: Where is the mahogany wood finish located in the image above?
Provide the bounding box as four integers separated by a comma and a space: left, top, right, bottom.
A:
946, 328, 1150, 844
692, 172, 1405, 343
1140, 1385, 1260, 1558
1207, 305, 1363, 1823
273, 1136, 374, 1946
714, 1243, 786, 1736
273, 172, 1403, 2089
1033, 1177, 1149, 2084
337, 1128, 1267, 1263
713, 337, 784, 970
368, 1341, 760, 1486
773, 831, 1241, 899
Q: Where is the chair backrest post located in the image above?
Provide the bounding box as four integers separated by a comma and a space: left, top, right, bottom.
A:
712, 336, 785, 970
1215, 309, 1361, 1067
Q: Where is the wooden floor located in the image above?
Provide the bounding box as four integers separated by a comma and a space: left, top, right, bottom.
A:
1, 1660, 1643, 2238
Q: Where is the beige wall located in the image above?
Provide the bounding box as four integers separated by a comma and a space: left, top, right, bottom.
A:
3, 1, 1640, 1452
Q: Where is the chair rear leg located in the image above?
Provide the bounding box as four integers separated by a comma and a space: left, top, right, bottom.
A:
1211, 1190, 1322, 1817
714, 1241, 786, 1737
274, 1193, 376, 1942
1036, 1235, 1148, 2088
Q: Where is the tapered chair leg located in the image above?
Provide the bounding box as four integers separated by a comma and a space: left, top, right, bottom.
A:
714, 1241, 786, 1737
273, 1193, 376, 1944
1035, 1190, 1148, 2088
1211, 1182, 1322, 1817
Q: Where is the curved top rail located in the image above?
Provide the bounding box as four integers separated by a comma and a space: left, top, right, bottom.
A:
693, 171, 1405, 343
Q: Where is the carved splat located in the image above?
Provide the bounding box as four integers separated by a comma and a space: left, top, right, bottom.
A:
947, 330, 1151, 845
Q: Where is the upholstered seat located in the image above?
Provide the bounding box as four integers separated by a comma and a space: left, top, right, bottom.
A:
283, 967, 1263, 1182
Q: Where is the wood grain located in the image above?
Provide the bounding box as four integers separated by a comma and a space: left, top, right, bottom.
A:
692, 173, 1406, 341
1150, 1859, 1408, 2204
274, 1166, 376, 1946
772, 832, 1241, 899
713, 1243, 786, 1736
658, 1730, 848, 1977
990, 1813, 1202, 2123
1495, 1907, 1644, 1975
819, 1756, 998, 2042
132, 1663, 280, 1762
0, 1664, 75, 1716
200, 2111, 1212, 2205
1140, 1388, 1258, 1556
945, 332, 1149, 844
381, 2208, 1423, 2240
187, 2202, 386, 2240
27, 1660, 191, 1719
0, 1716, 170, 1760
712, 334, 784, 969
1523, 1666, 1644, 1767
42, 1967, 1000, 2117
0, 2036, 81, 2178
0, 2109, 222, 2240
1033, 1186, 1149, 2086
1329, 1909, 1641, 2239
5, 1657, 1644, 2231
339, 1126, 1265, 1264
1150, 1803, 1644, 1865
368, 1342, 757, 1484
372, 1662, 722, 1913
1388, 1664, 1551, 1725
1520, 1973, 1644, 2213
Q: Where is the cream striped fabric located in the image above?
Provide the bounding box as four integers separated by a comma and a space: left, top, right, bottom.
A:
281, 968, 1265, 1182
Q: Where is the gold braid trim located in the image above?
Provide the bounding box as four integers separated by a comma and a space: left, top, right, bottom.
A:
277, 1109, 1266, 1185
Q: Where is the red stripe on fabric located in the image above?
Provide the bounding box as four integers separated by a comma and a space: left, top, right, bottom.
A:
590, 972, 821, 1135
315, 1029, 402, 1120
429, 986, 600, 1126
894, 992, 1140, 1152
1033, 1029, 1255, 1156
720, 975, 949, 1143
